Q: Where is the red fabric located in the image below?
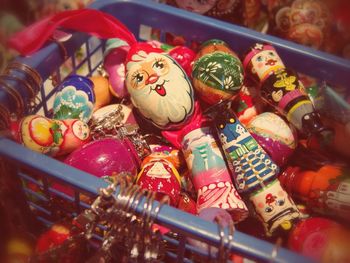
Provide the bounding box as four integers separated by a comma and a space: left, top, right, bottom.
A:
162, 102, 207, 149
8, 9, 137, 55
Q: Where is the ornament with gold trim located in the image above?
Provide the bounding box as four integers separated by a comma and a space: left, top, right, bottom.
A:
192, 39, 244, 105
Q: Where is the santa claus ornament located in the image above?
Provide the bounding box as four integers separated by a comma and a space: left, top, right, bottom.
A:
125, 43, 195, 130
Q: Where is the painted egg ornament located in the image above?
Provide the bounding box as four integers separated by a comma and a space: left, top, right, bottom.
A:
136, 153, 182, 206
247, 112, 297, 166
89, 76, 112, 111
53, 75, 95, 123
103, 38, 130, 98
125, 42, 194, 130
243, 43, 285, 84
64, 138, 139, 178
168, 46, 196, 77
192, 39, 244, 105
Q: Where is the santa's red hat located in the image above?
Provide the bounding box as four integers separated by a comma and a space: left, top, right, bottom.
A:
125, 42, 164, 71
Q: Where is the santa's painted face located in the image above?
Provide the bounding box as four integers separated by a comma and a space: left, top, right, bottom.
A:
126, 52, 194, 129
251, 49, 285, 81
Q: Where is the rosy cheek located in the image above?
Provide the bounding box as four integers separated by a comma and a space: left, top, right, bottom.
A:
257, 62, 264, 69
278, 190, 284, 197
258, 202, 264, 209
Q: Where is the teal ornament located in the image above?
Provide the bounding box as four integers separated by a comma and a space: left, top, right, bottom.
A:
53, 75, 95, 123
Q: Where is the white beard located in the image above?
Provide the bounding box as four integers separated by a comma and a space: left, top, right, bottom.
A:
128, 62, 194, 128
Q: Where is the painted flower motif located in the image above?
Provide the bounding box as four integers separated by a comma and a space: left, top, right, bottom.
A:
53, 85, 94, 123
199, 61, 222, 79
223, 76, 234, 90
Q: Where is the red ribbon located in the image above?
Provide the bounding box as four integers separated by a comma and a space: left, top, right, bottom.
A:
8, 9, 137, 56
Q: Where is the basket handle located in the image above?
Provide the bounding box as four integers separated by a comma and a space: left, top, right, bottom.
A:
8, 9, 137, 56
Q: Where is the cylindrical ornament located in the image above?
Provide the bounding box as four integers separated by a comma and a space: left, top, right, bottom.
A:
213, 104, 279, 195
260, 67, 326, 135
249, 179, 301, 236
125, 43, 194, 130
243, 43, 285, 84
182, 126, 248, 222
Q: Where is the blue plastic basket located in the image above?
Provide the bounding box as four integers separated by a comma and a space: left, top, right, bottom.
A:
1, 0, 348, 261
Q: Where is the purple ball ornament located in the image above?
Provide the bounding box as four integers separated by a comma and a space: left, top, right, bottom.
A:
247, 112, 297, 166
64, 137, 140, 178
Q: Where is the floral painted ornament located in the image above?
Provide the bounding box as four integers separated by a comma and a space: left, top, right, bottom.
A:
125, 43, 195, 130
192, 39, 244, 105
53, 75, 95, 123
16, 115, 90, 156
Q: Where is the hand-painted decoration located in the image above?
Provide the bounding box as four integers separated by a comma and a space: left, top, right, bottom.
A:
182, 126, 248, 222
249, 179, 301, 236
261, 68, 327, 135
125, 43, 194, 129
173, 0, 217, 14
243, 43, 285, 84
16, 115, 90, 156
288, 217, 350, 262
136, 153, 181, 206
247, 112, 297, 166
213, 105, 279, 194
192, 39, 244, 105
53, 75, 95, 123
103, 38, 130, 99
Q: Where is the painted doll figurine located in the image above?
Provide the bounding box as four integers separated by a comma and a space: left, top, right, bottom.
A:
249, 179, 301, 236
15, 115, 90, 157
125, 43, 194, 130
136, 152, 182, 206
213, 103, 279, 195
182, 126, 248, 222
243, 43, 285, 84
162, 104, 248, 223
260, 68, 328, 135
